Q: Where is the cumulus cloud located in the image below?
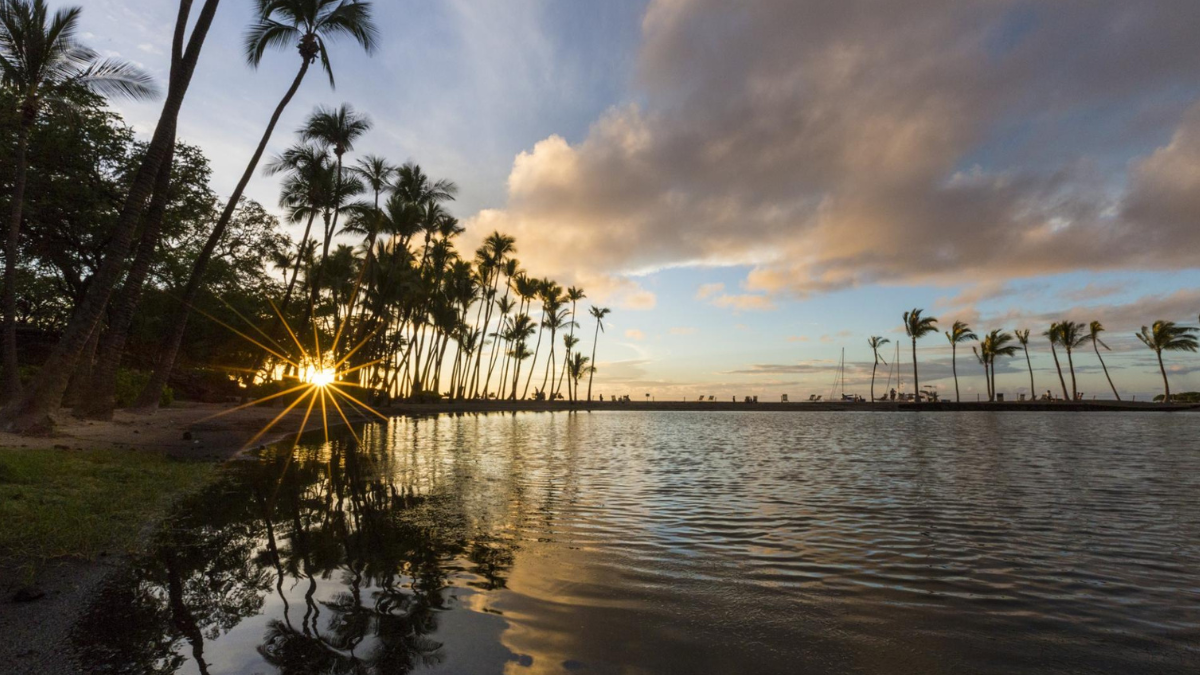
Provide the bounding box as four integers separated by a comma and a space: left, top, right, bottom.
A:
467, 0, 1200, 298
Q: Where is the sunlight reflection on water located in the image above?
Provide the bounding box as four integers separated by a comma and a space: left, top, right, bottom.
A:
77, 411, 1200, 674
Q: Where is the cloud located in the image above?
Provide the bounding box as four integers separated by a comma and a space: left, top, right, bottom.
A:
625, 328, 646, 340
695, 282, 724, 300
468, 0, 1200, 300
707, 293, 776, 311
787, 335, 810, 342
670, 326, 697, 335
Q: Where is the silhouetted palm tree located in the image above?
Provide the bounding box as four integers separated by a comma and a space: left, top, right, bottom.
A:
1088, 321, 1120, 400
903, 308, 938, 403
1043, 323, 1070, 400
0, 0, 155, 401
555, 286, 586, 397
944, 321, 977, 402
567, 352, 591, 403
1014, 328, 1034, 397
983, 329, 1018, 400
586, 306, 610, 401
867, 336, 889, 403
1058, 320, 1087, 400
1135, 321, 1198, 403
132, 0, 379, 411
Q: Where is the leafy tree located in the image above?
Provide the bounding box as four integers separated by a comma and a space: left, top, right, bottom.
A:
1135, 321, 1198, 403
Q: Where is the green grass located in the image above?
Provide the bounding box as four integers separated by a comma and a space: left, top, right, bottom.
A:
0, 447, 215, 578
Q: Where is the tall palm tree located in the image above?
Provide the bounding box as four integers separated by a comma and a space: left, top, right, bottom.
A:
1135, 321, 1198, 403
1058, 320, 1087, 401
1014, 329, 1034, 398
586, 306, 610, 401
944, 321, 976, 402
1043, 323, 1070, 401
132, 0, 379, 411
299, 104, 371, 270
983, 329, 1018, 400
0, 0, 156, 401
3, 0, 222, 433
555, 286, 585, 397
1088, 321, 1120, 401
902, 308, 938, 404
867, 336, 889, 403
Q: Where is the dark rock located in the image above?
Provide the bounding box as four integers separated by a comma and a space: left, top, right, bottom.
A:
53, 444, 69, 450
12, 587, 45, 603
182, 431, 193, 440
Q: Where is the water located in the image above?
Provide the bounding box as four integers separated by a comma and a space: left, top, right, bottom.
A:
76, 411, 1200, 674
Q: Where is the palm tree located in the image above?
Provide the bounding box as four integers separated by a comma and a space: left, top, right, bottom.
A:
299, 104, 371, 270
902, 308, 938, 404
1014, 329, 1034, 398
983, 329, 1018, 400
867, 336, 889, 403
944, 321, 977, 402
1043, 323, 1070, 401
132, 0, 379, 411
1088, 321, 1120, 401
1135, 321, 1198, 403
567, 352, 591, 403
1058, 320, 1087, 401
586, 306, 610, 401
555, 286, 585, 397
0, 0, 156, 401
3, 0, 223, 433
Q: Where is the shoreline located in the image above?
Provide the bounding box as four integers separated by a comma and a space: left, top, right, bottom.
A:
379, 399, 1200, 415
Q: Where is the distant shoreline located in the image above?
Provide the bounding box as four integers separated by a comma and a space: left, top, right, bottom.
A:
379, 399, 1200, 415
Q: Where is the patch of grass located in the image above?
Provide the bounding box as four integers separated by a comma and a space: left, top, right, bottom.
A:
0, 447, 214, 579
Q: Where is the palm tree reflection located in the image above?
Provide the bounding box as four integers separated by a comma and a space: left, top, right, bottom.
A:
77, 424, 526, 673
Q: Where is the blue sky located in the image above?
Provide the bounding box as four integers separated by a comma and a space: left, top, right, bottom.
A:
78, 0, 1200, 400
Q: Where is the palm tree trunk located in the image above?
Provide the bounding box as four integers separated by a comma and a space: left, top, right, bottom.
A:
1049, 344, 1069, 401
1, 116, 32, 403
951, 344, 959, 402
871, 357, 877, 403
1065, 348, 1078, 401
523, 323, 544, 398
132, 56, 312, 412
1157, 350, 1171, 403
1023, 344, 1034, 398
1095, 343, 1120, 401
75, 142, 177, 420
911, 337, 920, 404
586, 319, 600, 402
3, 0, 220, 433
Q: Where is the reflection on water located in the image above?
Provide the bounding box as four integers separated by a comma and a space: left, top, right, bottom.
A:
76, 412, 1200, 674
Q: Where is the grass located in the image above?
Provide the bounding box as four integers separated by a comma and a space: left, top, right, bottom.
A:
0, 447, 215, 580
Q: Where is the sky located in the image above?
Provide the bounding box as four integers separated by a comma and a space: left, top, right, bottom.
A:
75, 0, 1200, 401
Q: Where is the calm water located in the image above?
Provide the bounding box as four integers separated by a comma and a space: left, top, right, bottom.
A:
76, 411, 1200, 674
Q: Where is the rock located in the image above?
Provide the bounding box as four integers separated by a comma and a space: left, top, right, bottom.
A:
182, 431, 193, 440
53, 444, 69, 450
12, 587, 45, 603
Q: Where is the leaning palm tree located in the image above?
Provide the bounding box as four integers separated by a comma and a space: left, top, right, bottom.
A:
1135, 321, 1198, 403
0, 0, 156, 401
867, 336, 890, 403
586, 306, 610, 401
944, 321, 977, 402
555, 286, 586, 397
903, 308, 938, 404
1087, 321, 1120, 401
1057, 320, 1088, 401
1043, 323, 1070, 401
1014, 329, 1034, 398
132, 0, 379, 411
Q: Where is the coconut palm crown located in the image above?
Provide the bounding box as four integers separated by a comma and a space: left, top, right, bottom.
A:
1135, 320, 1198, 403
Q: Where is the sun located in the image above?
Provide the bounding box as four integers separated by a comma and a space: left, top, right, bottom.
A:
302, 363, 337, 387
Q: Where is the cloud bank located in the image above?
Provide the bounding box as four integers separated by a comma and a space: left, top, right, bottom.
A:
466, 0, 1200, 301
